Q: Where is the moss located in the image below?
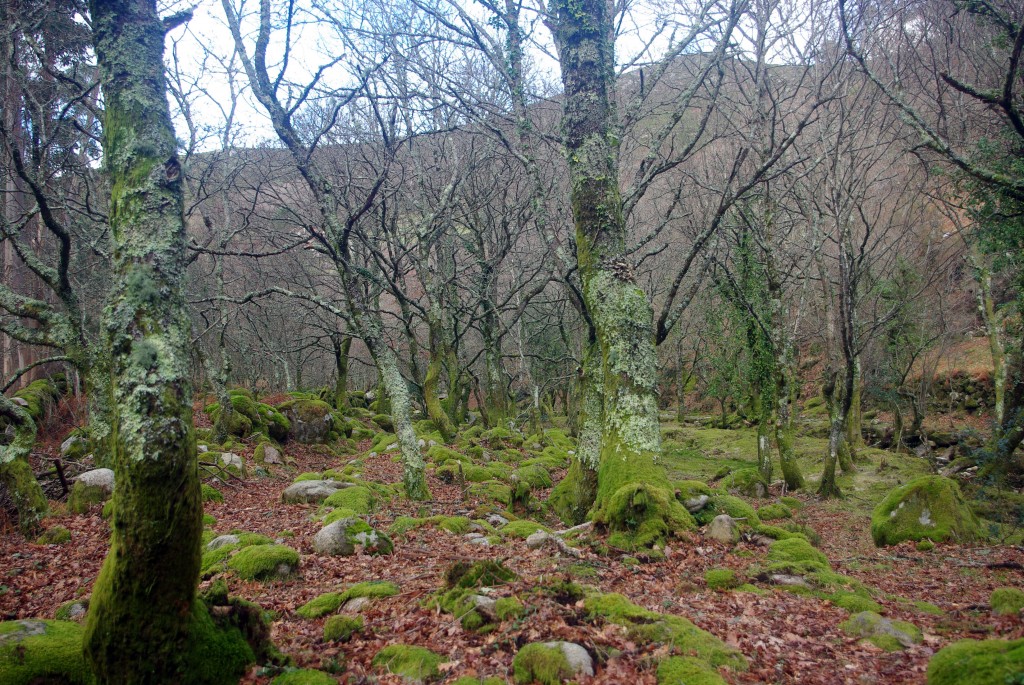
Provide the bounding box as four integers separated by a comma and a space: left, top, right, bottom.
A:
434, 561, 517, 631
513, 464, 553, 489
0, 619, 94, 684
179, 598, 258, 684
36, 525, 71, 545
68, 481, 110, 514
756, 503, 793, 521
226, 544, 299, 580
322, 486, 375, 514
323, 614, 362, 642
426, 444, 467, 464
917, 540, 935, 552
371, 414, 395, 432
501, 520, 550, 538
717, 468, 768, 498
512, 643, 572, 685
870, 476, 981, 547
990, 587, 1024, 616
439, 516, 473, 534
271, 669, 338, 685
752, 525, 807, 542
495, 597, 526, 620
694, 495, 759, 527
295, 472, 323, 482
482, 426, 524, 448
780, 496, 803, 510
829, 592, 883, 614
372, 644, 443, 681
322, 507, 359, 525
257, 404, 291, 442
925, 637, 1024, 685
583, 593, 745, 669
914, 601, 944, 615
297, 581, 399, 619
389, 516, 427, 536
765, 537, 831, 575
675, 480, 713, 500
656, 656, 727, 685
468, 480, 513, 507
839, 611, 922, 651
201, 483, 224, 503
704, 569, 740, 591
450, 678, 506, 685
369, 432, 399, 453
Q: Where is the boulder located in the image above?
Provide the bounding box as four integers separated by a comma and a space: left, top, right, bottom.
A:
684, 495, 710, 513
707, 514, 740, 544
870, 476, 981, 547
313, 518, 393, 556
207, 534, 240, 551
75, 468, 114, 494
281, 480, 346, 504
219, 452, 246, 477
280, 399, 334, 443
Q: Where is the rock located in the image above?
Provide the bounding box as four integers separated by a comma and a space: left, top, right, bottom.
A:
281, 480, 347, 504
525, 531, 550, 550
469, 594, 498, 621
840, 611, 922, 650
60, 435, 85, 457
261, 445, 282, 464
870, 476, 981, 547
219, 452, 245, 476
707, 514, 740, 543
313, 518, 393, 556
468, 537, 490, 547
207, 534, 240, 551
75, 468, 114, 495
12, 396, 29, 407
769, 574, 810, 587
487, 514, 509, 528
342, 596, 371, 613
418, 439, 426, 449
197, 444, 209, 453
543, 641, 594, 677
281, 399, 334, 443
684, 495, 710, 513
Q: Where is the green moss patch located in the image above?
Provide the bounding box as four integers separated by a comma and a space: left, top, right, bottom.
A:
656, 656, 727, 684
322, 486, 375, 514
468, 480, 513, 507
694, 495, 759, 527
512, 643, 572, 685
372, 644, 444, 681
828, 592, 882, 614
717, 468, 768, 497
839, 611, 922, 651
36, 526, 71, 545
765, 538, 831, 575
226, 544, 299, 581
705, 569, 740, 591
495, 597, 526, 620
501, 520, 550, 539
201, 483, 224, 503
926, 637, 1024, 685
297, 581, 399, 619
0, 619, 93, 684
68, 482, 110, 514
323, 614, 363, 642
271, 669, 338, 685
870, 476, 981, 547
990, 587, 1024, 616
583, 593, 745, 670
756, 503, 793, 521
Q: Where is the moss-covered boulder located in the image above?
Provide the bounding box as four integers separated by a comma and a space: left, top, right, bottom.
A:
512, 642, 593, 684
0, 619, 93, 684
226, 544, 299, 580
67, 469, 114, 514
201, 483, 224, 503
312, 518, 392, 556
296, 581, 400, 619
839, 611, 922, 651
321, 486, 375, 514
277, 399, 335, 444
718, 468, 769, 498
990, 587, 1024, 616
271, 669, 338, 685
656, 656, 727, 685
35, 525, 71, 545
870, 476, 981, 547
432, 560, 518, 631
757, 503, 793, 521
281, 480, 346, 504
765, 537, 831, 575
705, 568, 740, 591
372, 644, 444, 681
926, 638, 1024, 685
323, 614, 362, 642
694, 494, 759, 527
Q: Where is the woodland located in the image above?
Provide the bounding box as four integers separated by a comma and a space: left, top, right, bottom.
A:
0, 0, 1022, 683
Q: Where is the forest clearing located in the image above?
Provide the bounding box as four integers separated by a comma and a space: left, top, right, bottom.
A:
1, 0, 1022, 682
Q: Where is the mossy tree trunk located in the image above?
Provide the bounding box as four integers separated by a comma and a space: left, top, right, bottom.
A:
0, 394, 47, 535
818, 370, 845, 498
423, 313, 457, 442
84, 1, 203, 681
551, 0, 679, 546
775, 364, 804, 491
551, 339, 601, 524
845, 355, 863, 456
332, 334, 352, 411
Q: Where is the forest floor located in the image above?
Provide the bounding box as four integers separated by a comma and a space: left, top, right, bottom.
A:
2, 414, 1023, 684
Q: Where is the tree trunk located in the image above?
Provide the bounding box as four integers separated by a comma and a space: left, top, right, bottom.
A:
775, 365, 804, 490
333, 335, 351, 411
818, 372, 844, 498
422, 315, 457, 441
84, 1, 202, 681
550, 340, 601, 524
845, 355, 863, 455
551, 0, 681, 547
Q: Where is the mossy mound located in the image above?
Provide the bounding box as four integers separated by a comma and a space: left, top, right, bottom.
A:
839, 611, 922, 651
468, 480, 513, 507
371, 413, 394, 432
756, 503, 793, 521
433, 561, 518, 631
717, 468, 768, 498
323, 614, 363, 642
9, 376, 65, 423
583, 593, 745, 670
296, 581, 399, 619
599, 480, 696, 551
705, 569, 740, 591
368, 432, 399, 454
675, 480, 713, 501
67, 481, 110, 514
495, 597, 526, 620
990, 587, 1024, 616
829, 592, 882, 615
482, 426, 524, 449
765, 537, 831, 575
512, 643, 572, 685
694, 495, 760, 527
35, 526, 71, 545
926, 637, 1024, 685
501, 520, 550, 539
271, 669, 338, 685
0, 619, 93, 684
372, 644, 444, 681
201, 483, 224, 503
226, 544, 299, 580
870, 476, 981, 547
450, 677, 506, 685
656, 656, 727, 684
513, 464, 553, 489
322, 507, 360, 525
322, 486, 375, 514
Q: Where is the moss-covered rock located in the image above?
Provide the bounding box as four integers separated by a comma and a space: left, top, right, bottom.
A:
828, 592, 882, 615
322, 486, 375, 514
482, 426, 524, 449
839, 611, 922, 651
226, 544, 299, 580
870, 476, 981, 547
675, 480, 713, 501
718, 468, 768, 498
36, 526, 71, 545
432, 561, 518, 631
296, 581, 400, 618
0, 619, 93, 684
368, 431, 399, 454
371, 414, 394, 432
990, 587, 1024, 616
501, 520, 550, 539
926, 637, 1024, 685
322, 507, 360, 525
513, 464, 553, 490
67, 479, 112, 514
323, 614, 362, 642
705, 568, 740, 591
765, 537, 831, 575
583, 593, 745, 670
468, 480, 513, 507
756, 503, 793, 521
372, 644, 443, 681
271, 669, 338, 685
495, 597, 525, 621
312, 517, 393, 557
694, 494, 759, 527
450, 677, 506, 685
54, 600, 88, 622
201, 483, 224, 503
512, 643, 572, 685
277, 399, 334, 444
656, 656, 727, 685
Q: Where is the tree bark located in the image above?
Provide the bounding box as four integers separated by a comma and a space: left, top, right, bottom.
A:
332, 334, 351, 411
84, 0, 203, 681
0, 394, 46, 535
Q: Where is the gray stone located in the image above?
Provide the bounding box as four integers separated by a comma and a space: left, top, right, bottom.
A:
342, 596, 371, 613
11, 397, 29, 408
684, 495, 710, 513
525, 531, 550, 550
541, 642, 594, 677
707, 514, 740, 544
207, 534, 240, 551
75, 468, 114, 495
313, 519, 359, 556
469, 594, 498, 621
219, 452, 245, 475
467, 536, 490, 547
282, 402, 333, 443
281, 480, 346, 504
261, 445, 283, 464
60, 435, 85, 457
487, 514, 509, 528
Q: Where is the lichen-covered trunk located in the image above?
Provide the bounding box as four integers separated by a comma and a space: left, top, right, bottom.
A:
973, 259, 1007, 425
818, 371, 849, 498
333, 335, 352, 411
775, 366, 804, 491
754, 389, 773, 484
845, 355, 863, 454
84, 0, 203, 681
552, 0, 682, 548
422, 316, 457, 442
85, 355, 115, 467
208, 260, 233, 442
0, 395, 47, 535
